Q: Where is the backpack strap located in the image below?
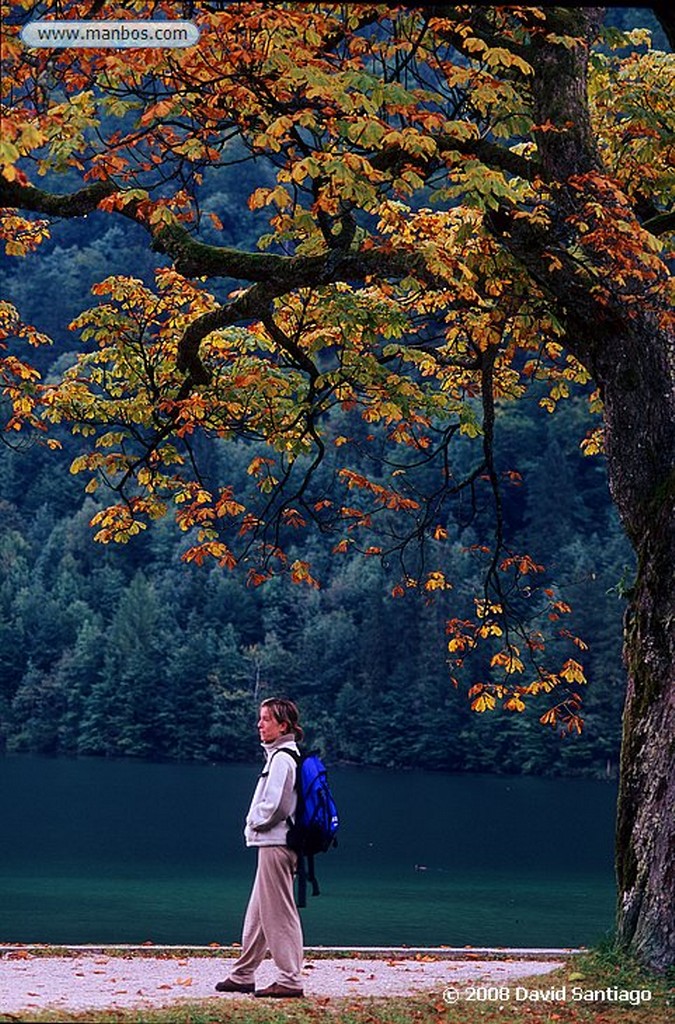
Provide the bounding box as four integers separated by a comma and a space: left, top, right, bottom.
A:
272, 747, 301, 768
264, 747, 300, 773
296, 850, 307, 908
306, 852, 320, 897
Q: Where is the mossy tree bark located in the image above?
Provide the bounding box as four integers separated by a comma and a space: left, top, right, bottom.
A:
511, 6, 675, 969
609, 342, 675, 970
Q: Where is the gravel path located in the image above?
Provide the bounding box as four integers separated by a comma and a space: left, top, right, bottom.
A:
0, 950, 567, 1015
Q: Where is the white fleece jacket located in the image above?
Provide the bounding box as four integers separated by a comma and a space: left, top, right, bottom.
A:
244, 734, 299, 847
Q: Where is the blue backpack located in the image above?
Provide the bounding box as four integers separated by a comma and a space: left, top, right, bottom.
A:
273, 749, 339, 907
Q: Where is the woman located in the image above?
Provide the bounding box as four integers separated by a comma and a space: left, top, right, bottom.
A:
215, 697, 305, 999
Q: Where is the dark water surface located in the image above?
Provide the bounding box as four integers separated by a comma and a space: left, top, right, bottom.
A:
0, 756, 617, 947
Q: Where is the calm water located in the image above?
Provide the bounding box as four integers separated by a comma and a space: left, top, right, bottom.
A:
0, 756, 617, 947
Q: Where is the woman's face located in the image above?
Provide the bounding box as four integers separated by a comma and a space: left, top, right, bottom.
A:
258, 705, 287, 743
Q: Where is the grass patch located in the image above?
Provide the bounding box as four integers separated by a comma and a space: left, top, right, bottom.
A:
2, 946, 672, 1024
0, 1001, 426, 1024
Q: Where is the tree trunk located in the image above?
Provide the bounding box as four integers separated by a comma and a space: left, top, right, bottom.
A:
544, 293, 675, 971
544, 308, 675, 969
615, 493, 675, 970
598, 326, 675, 971
514, 5, 675, 969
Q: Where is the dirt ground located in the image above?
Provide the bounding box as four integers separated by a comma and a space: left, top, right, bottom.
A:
0, 948, 569, 1015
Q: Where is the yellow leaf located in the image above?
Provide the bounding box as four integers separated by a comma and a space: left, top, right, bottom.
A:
491, 648, 525, 674
424, 571, 450, 591
477, 621, 503, 638
19, 125, 46, 152
560, 659, 587, 684
471, 693, 496, 713
0, 140, 20, 165
475, 599, 502, 618
290, 559, 319, 588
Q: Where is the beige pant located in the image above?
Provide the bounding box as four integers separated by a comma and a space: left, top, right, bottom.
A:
229, 845, 304, 987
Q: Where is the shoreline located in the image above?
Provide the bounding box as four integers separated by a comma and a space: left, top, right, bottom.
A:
0, 943, 583, 959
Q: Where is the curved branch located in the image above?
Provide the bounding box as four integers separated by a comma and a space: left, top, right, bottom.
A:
371, 132, 539, 183
0, 175, 327, 283
151, 222, 328, 282
1, 172, 439, 394
0, 176, 116, 216
260, 311, 319, 381
0, 175, 425, 289
175, 246, 428, 384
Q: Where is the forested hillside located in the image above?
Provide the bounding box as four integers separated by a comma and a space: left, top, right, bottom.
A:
1, 197, 632, 776
0, 382, 631, 775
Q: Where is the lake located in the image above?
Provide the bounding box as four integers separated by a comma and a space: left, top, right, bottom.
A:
0, 756, 617, 948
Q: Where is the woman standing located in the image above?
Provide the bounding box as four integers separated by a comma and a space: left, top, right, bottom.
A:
216, 698, 305, 999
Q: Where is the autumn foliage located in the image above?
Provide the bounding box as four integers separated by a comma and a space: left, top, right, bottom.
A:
1, 2, 673, 740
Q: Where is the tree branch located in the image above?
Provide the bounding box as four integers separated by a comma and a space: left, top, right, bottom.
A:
260, 311, 319, 382
151, 222, 328, 282
175, 246, 428, 384
0, 176, 116, 217
370, 131, 539, 183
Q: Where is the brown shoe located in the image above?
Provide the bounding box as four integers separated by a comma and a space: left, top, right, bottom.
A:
215, 977, 255, 993
254, 982, 304, 998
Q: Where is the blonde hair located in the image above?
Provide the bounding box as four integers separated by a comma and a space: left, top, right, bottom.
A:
260, 698, 304, 742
